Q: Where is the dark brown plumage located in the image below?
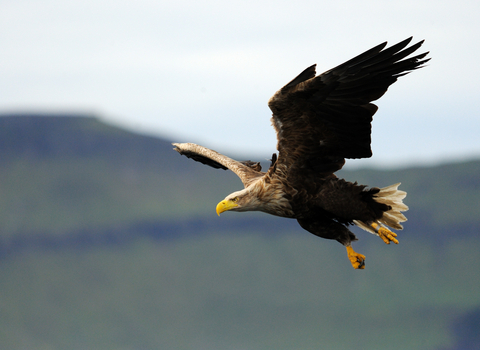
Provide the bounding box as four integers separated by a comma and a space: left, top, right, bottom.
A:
173, 37, 429, 269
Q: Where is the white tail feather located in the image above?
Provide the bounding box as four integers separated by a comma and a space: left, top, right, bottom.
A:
354, 183, 408, 234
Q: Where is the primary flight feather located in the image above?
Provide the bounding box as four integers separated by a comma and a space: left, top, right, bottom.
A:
173, 37, 429, 269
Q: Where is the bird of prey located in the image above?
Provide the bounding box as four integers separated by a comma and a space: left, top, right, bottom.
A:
173, 37, 429, 269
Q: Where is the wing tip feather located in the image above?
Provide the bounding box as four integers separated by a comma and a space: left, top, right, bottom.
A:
281, 64, 317, 92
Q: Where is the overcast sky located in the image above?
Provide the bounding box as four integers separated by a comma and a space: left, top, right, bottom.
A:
1, 0, 479, 168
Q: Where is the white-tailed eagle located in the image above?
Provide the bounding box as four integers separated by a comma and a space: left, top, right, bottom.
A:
173, 37, 429, 269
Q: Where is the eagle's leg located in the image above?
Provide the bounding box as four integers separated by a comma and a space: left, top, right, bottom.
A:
296, 217, 366, 269
371, 223, 399, 245
346, 245, 365, 269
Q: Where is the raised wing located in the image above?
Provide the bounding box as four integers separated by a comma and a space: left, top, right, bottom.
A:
268, 37, 429, 177
172, 143, 264, 187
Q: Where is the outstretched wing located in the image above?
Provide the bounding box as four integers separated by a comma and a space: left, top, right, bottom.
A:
268, 37, 430, 177
172, 143, 264, 187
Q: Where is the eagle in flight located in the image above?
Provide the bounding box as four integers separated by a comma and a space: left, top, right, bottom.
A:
173, 37, 429, 269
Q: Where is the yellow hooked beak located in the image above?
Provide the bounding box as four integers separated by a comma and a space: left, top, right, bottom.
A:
216, 199, 238, 216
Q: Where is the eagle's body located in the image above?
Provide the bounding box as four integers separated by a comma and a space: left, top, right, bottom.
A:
173, 37, 429, 269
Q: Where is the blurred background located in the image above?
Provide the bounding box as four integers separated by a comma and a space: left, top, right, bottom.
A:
1, 0, 480, 349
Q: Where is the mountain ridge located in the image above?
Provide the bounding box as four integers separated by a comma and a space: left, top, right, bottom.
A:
1, 113, 479, 244
1, 113, 479, 349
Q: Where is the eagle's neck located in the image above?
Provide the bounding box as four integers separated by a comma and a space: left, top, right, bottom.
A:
247, 177, 295, 218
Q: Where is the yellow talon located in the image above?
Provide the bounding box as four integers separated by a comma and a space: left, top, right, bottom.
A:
346, 246, 366, 269
371, 223, 399, 245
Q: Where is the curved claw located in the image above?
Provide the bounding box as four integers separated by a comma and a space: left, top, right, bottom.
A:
378, 227, 399, 244
371, 223, 399, 245
346, 246, 366, 269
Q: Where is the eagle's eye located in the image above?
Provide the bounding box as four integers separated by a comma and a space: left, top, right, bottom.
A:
231, 197, 238, 202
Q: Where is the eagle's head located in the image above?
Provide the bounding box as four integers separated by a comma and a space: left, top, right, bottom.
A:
215, 179, 294, 218
216, 189, 258, 215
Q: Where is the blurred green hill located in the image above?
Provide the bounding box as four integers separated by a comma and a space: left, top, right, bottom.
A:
0, 113, 479, 349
